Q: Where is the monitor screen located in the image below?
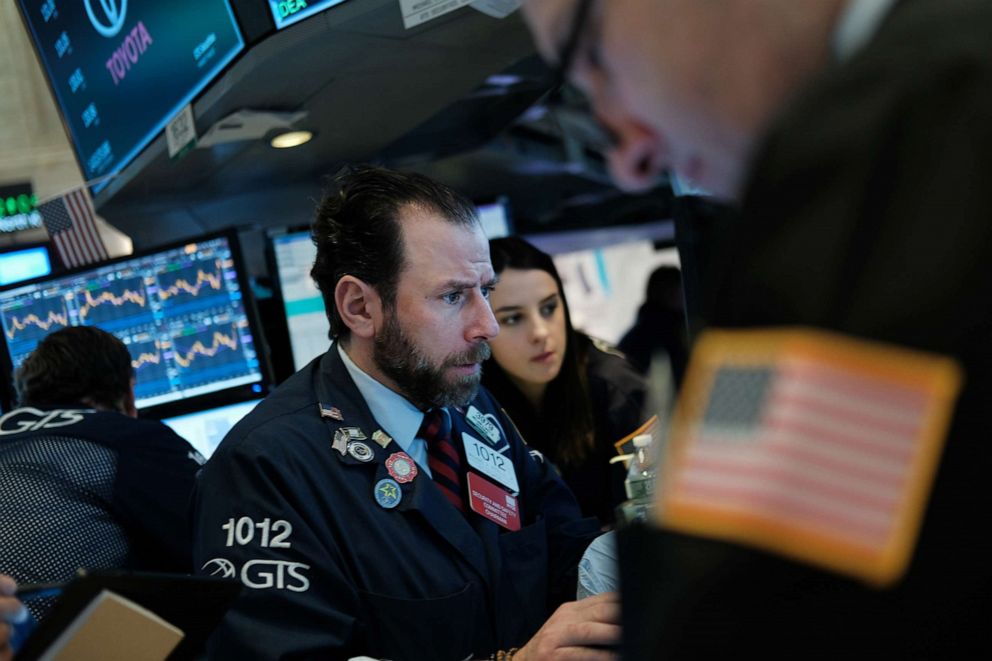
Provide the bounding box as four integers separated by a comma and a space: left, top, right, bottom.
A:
0, 233, 266, 411
476, 199, 512, 239
270, 0, 350, 29
0, 245, 52, 286
271, 230, 329, 372
160, 398, 262, 459
16, 0, 244, 192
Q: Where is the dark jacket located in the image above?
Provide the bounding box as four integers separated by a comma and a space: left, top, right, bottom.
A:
0, 406, 202, 619
193, 348, 599, 660
624, 0, 992, 656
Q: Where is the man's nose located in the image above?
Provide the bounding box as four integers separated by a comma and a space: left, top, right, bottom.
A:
605, 118, 667, 192
468, 291, 499, 341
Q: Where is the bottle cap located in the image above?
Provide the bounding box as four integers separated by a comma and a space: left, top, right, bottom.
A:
632, 434, 652, 449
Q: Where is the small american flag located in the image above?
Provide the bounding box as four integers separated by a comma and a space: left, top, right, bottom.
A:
657, 329, 961, 586
38, 187, 109, 268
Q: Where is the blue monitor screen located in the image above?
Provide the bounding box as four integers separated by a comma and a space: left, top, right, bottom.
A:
270, 0, 350, 29
16, 0, 244, 192
0, 235, 264, 410
0, 246, 52, 286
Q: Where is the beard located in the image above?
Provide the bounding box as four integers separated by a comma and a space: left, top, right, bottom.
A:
373, 312, 491, 410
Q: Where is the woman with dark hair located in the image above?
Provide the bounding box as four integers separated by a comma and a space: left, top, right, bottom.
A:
483, 236, 651, 524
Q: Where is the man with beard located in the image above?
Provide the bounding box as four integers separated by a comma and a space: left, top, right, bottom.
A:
192, 166, 617, 660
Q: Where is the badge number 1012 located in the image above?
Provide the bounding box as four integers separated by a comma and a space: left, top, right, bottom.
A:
463, 432, 519, 493
222, 517, 293, 548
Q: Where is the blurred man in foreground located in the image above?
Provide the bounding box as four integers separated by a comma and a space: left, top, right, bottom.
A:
523, 0, 992, 655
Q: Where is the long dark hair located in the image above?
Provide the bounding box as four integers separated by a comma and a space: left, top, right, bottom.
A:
484, 237, 596, 465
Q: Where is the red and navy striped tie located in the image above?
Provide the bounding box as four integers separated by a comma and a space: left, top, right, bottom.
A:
420, 409, 466, 514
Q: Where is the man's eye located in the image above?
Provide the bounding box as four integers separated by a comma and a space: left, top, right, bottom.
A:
442, 292, 463, 305
481, 286, 493, 300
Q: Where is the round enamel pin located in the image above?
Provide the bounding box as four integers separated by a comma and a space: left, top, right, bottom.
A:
374, 478, 402, 509
347, 440, 374, 463
385, 452, 418, 484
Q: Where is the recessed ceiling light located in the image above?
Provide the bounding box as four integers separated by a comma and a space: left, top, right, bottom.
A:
270, 130, 314, 149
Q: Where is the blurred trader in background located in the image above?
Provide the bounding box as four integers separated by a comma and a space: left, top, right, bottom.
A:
0, 327, 203, 621
483, 236, 650, 525
523, 0, 992, 655
617, 265, 688, 387
193, 166, 618, 660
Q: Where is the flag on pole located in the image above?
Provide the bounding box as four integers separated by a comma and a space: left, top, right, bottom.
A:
37, 187, 109, 268
656, 328, 962, 587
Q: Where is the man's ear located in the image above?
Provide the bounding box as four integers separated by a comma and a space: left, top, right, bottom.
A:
335, 275, 382, 340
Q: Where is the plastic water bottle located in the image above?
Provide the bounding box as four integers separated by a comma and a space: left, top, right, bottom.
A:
624, 434, 656, 501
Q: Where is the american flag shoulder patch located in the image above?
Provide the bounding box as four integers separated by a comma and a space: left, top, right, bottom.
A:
654, 327, 962, 587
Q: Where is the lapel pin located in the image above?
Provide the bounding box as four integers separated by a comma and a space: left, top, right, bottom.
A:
319, 404, 344, 421
374, 478, 402, 509
347, 440, 374, 463
385, 452, 418, 483
372, 429, 393, 448
331, 428, 349, 456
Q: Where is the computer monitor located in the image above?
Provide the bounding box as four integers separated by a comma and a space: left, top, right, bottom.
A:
270, 0, 350, 30
0, 232, 269, 414
15, 0, 245, 194
160, 398, 262, 459
269, 229, 330, 373
476, 198, 513, 239
0, 244, 52, 286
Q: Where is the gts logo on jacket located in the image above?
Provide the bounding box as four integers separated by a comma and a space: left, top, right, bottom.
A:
0, 408, 87, 435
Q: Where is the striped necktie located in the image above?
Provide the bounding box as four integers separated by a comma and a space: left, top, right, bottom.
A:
419, 408, 466, 514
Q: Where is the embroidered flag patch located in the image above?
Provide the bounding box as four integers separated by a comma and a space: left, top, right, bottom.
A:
654, 327, 962, 587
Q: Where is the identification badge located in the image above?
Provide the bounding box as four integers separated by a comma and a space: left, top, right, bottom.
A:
467, 472, 520, 531
466, 406, 502, 445
462, 432, 518, 494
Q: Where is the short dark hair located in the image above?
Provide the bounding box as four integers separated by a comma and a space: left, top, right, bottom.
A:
14, 326, 134, 411
310, 165, 480, 339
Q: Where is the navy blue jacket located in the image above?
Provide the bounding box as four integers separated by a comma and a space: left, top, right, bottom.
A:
193, 348, 599, 660
0, 406, 202, 618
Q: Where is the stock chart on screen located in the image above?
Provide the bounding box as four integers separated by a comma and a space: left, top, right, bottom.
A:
0, 234, 264, 410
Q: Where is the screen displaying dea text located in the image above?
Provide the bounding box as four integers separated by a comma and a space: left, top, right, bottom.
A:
270, 0, 350, 30
0, 235, 264, 410
16, 0, 244, 192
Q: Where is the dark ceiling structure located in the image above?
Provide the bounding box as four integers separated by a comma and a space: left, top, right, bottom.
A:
92, 0, 674, 276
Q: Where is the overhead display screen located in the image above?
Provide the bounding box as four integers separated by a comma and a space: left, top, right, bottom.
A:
16, 0, 244, 192
0, 234, 266, 411
270, 0, 349, 30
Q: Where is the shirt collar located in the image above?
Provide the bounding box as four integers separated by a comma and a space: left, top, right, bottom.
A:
336, 342, 424, 455
833, 0, 899, 61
